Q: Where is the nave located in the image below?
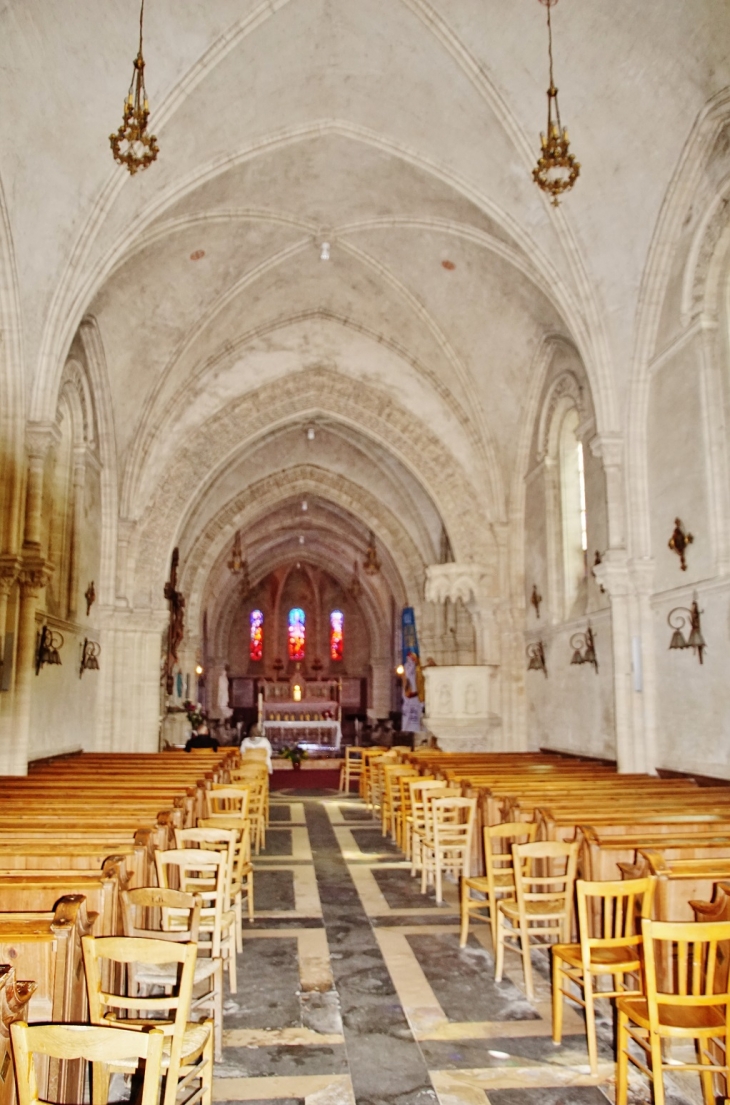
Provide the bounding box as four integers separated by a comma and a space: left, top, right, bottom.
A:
217, 784, 694, 1105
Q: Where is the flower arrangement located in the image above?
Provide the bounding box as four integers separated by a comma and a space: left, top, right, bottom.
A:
183, 700, 206, 728
280, 744, 308, 766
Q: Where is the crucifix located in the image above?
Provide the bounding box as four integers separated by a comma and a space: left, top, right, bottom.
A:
163, 547, 185, 695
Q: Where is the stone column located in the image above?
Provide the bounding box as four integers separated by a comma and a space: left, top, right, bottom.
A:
67, 447, 87, 620
592, 550, 635, 773
629, 557, 658, 775
13, 560, 50, 774
0, 558, 20, 669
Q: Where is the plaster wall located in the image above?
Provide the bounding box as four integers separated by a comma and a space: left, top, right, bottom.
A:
525, 611, 615, 760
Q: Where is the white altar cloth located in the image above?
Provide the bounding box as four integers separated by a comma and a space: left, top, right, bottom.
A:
263, 719, 342, 750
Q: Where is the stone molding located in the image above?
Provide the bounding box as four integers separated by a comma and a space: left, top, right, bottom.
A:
131, 368, 493, 608
424, 563, 493, 606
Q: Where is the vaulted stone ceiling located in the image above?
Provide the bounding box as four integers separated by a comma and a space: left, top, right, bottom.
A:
3, 0, 729, 605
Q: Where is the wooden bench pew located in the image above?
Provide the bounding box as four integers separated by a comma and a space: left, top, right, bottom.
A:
0, 966, 35, 1105
0, 896, 94, 1103
621, 851, 730, 922
0, 835, 152, 888
0, 858, 129, 936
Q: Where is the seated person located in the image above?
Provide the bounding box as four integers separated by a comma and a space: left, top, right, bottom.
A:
240, 722, 273, 774
185, 722, 219, 752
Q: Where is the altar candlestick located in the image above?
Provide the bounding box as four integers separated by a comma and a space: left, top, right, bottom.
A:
258, 690, 263, 724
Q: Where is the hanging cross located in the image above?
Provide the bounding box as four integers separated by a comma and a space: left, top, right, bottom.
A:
163, 547, 185, 695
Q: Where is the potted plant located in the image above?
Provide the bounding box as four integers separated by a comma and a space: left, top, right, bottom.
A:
280, 744, 308, 771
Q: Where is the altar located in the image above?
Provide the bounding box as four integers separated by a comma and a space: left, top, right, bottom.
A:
260, 673, 342, 752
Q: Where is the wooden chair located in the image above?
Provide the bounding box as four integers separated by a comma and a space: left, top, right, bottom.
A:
408, 779, 452, 879
459, 820, 538, 949
381, 765, 419, 841
198, 817, 254, 928
155, 848, 237, 993
82, 934, 213, 1105
420, 795, 477, 905
552, 875, 655, 1075
175, 826, 252, 950
616, 918, 730, 1105
11, 1021, 165, 1105
338, 747, 363, 794
121, 886, 223, 1062
399, 774, 433, 858
212, 783, 265, 854
494, 839, 579, 1001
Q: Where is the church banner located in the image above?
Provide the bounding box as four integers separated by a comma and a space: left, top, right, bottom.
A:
401, 607, 420, 662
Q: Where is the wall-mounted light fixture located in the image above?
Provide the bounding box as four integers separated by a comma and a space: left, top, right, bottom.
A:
35, 626, 63, 675
668, 595, 706, 665
363, 531, 381, 576
79, 638, 101, 677
530, 585, 542, 619
84, 581, 96, 616
668, 518, 693, 571
570, 623, 598, 673
195, 663, 204, 676
526, 641, 547, 677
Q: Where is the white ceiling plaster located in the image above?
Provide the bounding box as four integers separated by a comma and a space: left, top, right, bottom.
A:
2, 0, 730, 608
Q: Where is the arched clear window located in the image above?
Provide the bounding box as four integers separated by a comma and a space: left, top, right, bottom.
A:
330, 610, 344, 661
288, 607, 306, 661
559, 407, 587, 615
249, 609, 263, 662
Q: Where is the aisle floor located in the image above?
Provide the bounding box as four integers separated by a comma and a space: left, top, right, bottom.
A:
212, 791, 698, 1105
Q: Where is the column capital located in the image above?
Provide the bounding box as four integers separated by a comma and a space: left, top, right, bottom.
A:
25, 420, 61, 461
17, 556, 52, 598
0, 556, 21, 596
589, 431, 624, 468
592, 548, 631, 598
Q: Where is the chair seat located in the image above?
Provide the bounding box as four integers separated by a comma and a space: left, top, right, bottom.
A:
617, 994, 728, 1034
107, 1022, 211, 1071
465, 873, 512, 892
133, 958, 220, 988
553, 941, 642, 970
501, 898, 568, 921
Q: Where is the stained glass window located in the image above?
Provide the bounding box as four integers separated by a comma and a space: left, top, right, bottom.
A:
330, 610, 344, 661
288, 607, 306, 661
249, 609, 263, 662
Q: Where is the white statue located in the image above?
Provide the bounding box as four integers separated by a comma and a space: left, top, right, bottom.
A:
218, 667, 233, 721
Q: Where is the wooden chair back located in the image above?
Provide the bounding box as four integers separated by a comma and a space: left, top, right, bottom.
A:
11, 1021, 164, 1105
121, 886, 202, 941
207, 788, 249, 818
81, 935, 208, 1105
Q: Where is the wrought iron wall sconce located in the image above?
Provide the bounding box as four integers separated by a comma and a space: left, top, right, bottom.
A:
363, 531, 381, 576
35, 626, 63, 675
526, 641, 547, 677
530, 585, 542, 619
668, 596, 706, 665
570, 623, 598, 673
668, 518, 693, 571
79, 638, 101, 677
84, 581, 96, 616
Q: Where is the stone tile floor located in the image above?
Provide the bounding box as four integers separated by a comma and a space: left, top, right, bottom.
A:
212, 791, 705, 1105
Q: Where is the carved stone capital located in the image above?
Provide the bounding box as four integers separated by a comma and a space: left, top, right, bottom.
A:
17, 556, 52, 598
592, 549, 631, 598
425, 563, 491, 606
25, 420, 61, 461
589, 431, 624, 469
0, 557, 21, 596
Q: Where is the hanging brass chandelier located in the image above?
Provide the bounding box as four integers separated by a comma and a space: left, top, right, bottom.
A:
532, 0, 580, 207
110, 0, 159, 175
